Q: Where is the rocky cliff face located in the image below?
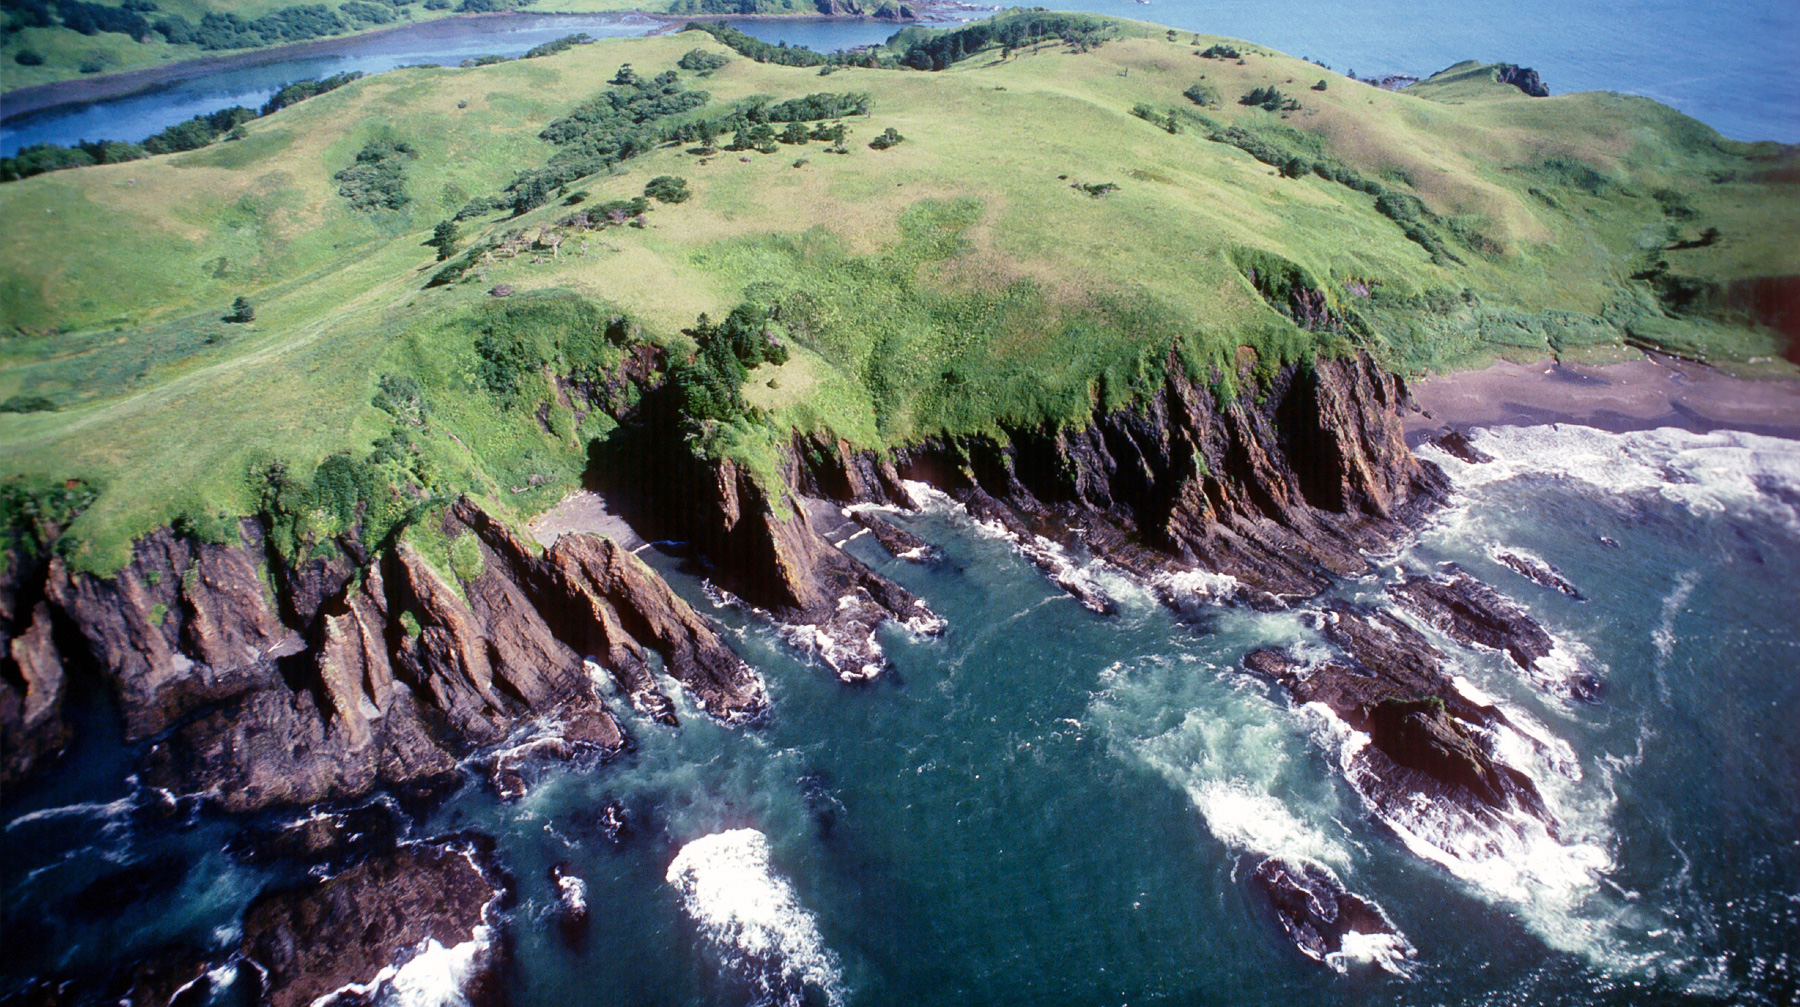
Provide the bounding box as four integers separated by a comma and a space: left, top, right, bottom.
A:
797, 349, 1449, 606
0, 498, 765, 807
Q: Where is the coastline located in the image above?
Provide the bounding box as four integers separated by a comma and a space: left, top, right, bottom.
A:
0, 11, 654, 121
0, 3, 988, 123
1402, 352, 1800, 444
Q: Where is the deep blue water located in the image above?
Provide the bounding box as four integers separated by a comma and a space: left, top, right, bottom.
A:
5, 424, 1799, 1005
3, 0, 1796, 156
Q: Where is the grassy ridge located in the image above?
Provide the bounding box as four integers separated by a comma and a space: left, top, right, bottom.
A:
1, 18, 1794, 572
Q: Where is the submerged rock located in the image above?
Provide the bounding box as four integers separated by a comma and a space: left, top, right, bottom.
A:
549, 862, 590, 949
1242, 600, 1550, 821
1495, 550, 1585, 600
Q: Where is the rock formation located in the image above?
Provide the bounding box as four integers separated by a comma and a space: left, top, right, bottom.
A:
0, 498, 765, 808
240, 838, 505, 1007
1495, 64, 1550, 97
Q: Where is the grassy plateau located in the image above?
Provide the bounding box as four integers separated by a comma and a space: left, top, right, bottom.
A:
1, 13, 1795, 574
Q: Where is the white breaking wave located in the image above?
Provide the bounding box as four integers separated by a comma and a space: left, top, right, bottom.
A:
1653, 568, 1701, 664
666, 829, 845, 1007
308, 926, 493, 1007
1419, 425, 1800, 535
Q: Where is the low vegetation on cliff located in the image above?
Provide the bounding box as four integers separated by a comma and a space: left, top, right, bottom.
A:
1, 15, 1795, 575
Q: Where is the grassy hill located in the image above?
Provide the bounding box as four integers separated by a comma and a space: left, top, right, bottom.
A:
2, 13, 1795, 573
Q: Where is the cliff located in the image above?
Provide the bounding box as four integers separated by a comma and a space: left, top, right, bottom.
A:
0, 497, 766, 807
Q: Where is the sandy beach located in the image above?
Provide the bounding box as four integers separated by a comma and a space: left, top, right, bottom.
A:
1402, 353, 1800, 444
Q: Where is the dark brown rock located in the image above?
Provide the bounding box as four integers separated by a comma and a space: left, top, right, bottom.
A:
0, 601, 69, 786
46, 524, 300, 741
1390, 572, 1602, 699
1428, 429, 1494, 465
240, 841, 503, 1007
1250, 856, 1408, 968
1495, 551, 1584, 600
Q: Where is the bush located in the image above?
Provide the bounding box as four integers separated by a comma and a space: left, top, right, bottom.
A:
334, 137, 418, 212
14, 50, 45, 66
1198, 44, 1239, 59
0, 395, 56, 413
228, 296, 255, 322
678, 48, 729, 71
868, 126, 903, 150
1182, 83, 1217, 106
1311, 78, 1328, 91
644, 175, 691, 203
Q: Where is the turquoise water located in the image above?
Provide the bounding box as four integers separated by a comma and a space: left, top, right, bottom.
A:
8, 423, 1795, 1004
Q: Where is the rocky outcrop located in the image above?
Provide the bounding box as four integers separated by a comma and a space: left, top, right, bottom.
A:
1495, 64, 1549, 97
240, 839, 504, 1007
1495, 550, 1583, 600
1391, 571, 1601, 700
1250, 856, 1410, 971
0, 601, 69, 786
1, 497, 763, 808
591, 391, 939, 680
1243, 600, 1549, 822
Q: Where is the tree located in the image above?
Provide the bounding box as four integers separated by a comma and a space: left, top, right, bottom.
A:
778, 121, 811, 145
1311, 78, 1328, 91
610, 63, 637, 86
431, 220, 460, 260
228, 296, 255, 323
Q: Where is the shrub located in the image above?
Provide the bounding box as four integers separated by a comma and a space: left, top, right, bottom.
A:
644, 175, 691, 203
0, 395, 56, 413
868, 126, 903, 150
1198, 44, 1239, 59
334, 137, 418, 212
678, 48, 729, 71
1311, 78, 1328, 91
228, 296, 256, 323
431, 219, 459, 259
14, 50, 45, 66
1182, 83, 1217, 106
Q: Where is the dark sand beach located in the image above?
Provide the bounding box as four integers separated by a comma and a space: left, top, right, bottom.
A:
1403, 353, 1800, 443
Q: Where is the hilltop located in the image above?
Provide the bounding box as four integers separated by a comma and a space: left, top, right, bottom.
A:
1, 10, 1795, 576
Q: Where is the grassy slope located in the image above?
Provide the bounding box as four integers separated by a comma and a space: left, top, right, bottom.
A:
0, 0, 645, 91
1, 20, 1794, 572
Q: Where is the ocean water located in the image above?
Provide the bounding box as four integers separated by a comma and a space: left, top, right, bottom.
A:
726, 0, 1800, 142
5, 423, 1797, 1005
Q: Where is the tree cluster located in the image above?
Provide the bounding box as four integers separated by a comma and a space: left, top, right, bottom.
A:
1239, 86, 1299, 112
673, 304, 789, 423
898, 12, 1115, 71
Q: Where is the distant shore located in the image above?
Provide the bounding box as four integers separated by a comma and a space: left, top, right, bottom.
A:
1, 3, 991, 122
1403, 353, 1800, 443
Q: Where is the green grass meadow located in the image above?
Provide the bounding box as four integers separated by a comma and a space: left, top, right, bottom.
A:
2, 21, 1794, 571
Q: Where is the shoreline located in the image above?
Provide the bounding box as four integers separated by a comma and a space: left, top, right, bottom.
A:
0, 11, 653, 121
1402, 352, 1800, 444
0, 3, 987, 123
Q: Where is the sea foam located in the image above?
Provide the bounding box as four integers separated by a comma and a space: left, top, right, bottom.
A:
666, 829, 845, 1007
